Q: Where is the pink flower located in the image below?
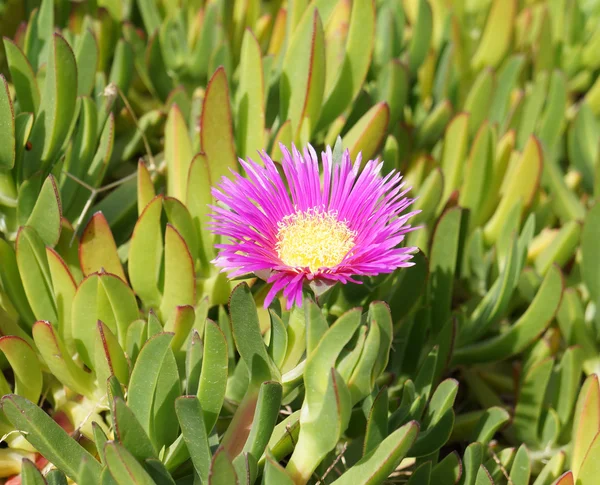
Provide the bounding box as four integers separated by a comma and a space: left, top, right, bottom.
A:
210, 144, 419, 309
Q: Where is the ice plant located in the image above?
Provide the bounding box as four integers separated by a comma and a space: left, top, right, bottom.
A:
210, 144, 419, 308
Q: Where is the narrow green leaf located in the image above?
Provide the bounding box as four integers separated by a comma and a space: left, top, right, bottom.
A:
186, 153, 214, 272
165, 104, 193, 201
104, 442, 156, 485
144, 458, 176, 485
229, 283, 280, 385
113, 397, 157, 462
582, 203, 600, 301
33, 320, 95, 397
175, 396, 211, 483
23, 34, 78, 178
428, 207, 463, 334
472, 0, 516, 69
74, 29, 98, 97
242, 381, 283, 460
46, 469, 68, 485
80, 212, 126, 282
475, 465, 494, 485
364, 387, 389, 456
572, 375, 600, 478
196, 321, 227, 437
93, 422, 108, 465
268, 310, 288, 368
152, 344, 181, 450
128, 195, 163, 309
407, 0, 432, 74
318, 0, 376, 128
532, 451, 565, 485
410, 409, 454, 456
0, 74, 15, 170
46, 247, 76, 350
0, 336, 42, 403
108, 39, 134, 95
25, 175, 62, 247
331, 421, 419, 485
280, 9, 326, 142
344, 102, 390, 163
201, 67, 238, 183
21, 458, 47, 485
186, 329, 203, 395
236, 29, 265, 159
95, 321, 130, 387
431, 451, 462, 485
164, 304, 195, 352
209, 447, 238, 485
127, 333, 174, 438
508, 445, 531, 485
264, 451, 294, 484
453, 265, 563, 365
16, 226, 57, 323
137, 0, 162, 33
137, 161, 155, 216
160, 224, 195, 321
406, 462, 431, 485
71, 272, 139, 367
471, 406, 510, 446
163, 197, 199, 265
3, 38, 40, 114
2, 394, 102, 483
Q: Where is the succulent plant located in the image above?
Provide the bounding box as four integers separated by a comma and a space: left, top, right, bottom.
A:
1, 0, 600, 483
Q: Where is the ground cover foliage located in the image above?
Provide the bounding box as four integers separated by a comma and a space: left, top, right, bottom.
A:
0, 0, 600, 483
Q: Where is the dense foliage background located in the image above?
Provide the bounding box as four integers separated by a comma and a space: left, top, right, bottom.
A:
1, 0, 600, 483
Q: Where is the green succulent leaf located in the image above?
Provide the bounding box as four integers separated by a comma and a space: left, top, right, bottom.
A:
23, 34, 77, 179
0, 74, 15, 171
2, 394, 102, 483
104, 441, 156, 485
331, 421, 419, 485
201, 67, 239, 183
0, 336, 42, 404
80, 212, 126, 282
128, 332, 174, 441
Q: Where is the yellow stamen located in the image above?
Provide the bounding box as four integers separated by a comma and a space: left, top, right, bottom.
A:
276, 208, 356, 270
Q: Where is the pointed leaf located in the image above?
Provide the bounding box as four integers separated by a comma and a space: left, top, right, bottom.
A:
23, 34, 77, 178
0, 336, 42, 403
199, 320, 228, 434
0, 74, 15, 170
236, 30, 265, 159
165, 104, 193, 201
280, 9, 326, 142
175, 396, 211, 483
127, 333, 174, 438
80, 212, 126, 281
2, 394, 101, 483
331, 421, 419, 485
129, 195, 163, 309
159, 224, 195, 321
33, 320, 95, 397
201, 67, 238, 183
104, 442, 155, 485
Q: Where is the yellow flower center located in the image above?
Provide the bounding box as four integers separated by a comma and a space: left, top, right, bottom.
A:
275, 209, 356, 270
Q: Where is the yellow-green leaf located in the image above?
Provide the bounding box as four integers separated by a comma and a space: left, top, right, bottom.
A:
280, 9, 326, 143
159, 225, 195, 321
344, 102, 390, 164
236, 29, 265, 160
165, 104, 194, 201
471, 0, 517, 70
79, 212, 126, 282
201, 67, 238, 183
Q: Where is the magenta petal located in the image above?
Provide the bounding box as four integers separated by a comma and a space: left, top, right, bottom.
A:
209, 143, 419, 309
